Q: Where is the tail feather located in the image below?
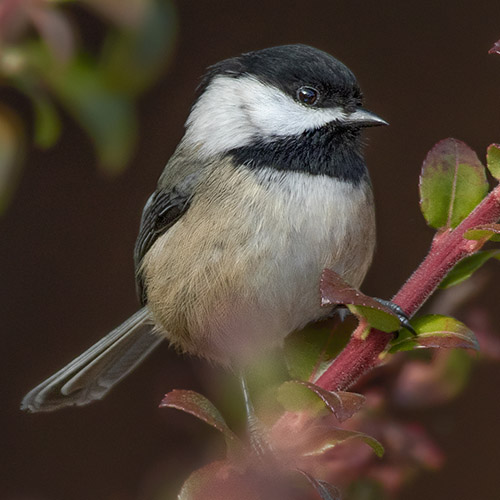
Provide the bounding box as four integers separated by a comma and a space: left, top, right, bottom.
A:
21, 308, 162, 412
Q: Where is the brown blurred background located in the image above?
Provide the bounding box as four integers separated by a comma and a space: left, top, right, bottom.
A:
2, 0, 500, 499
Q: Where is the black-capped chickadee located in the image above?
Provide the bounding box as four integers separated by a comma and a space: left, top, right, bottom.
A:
22, 44, 386, 412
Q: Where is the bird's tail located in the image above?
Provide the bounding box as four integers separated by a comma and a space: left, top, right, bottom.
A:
21, 308, 162, 412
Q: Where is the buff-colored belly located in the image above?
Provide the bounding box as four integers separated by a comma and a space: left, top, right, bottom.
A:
142, 166, 375, 365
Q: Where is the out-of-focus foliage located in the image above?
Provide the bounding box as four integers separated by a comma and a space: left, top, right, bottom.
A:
0, 0, 178, 213
163, 384, 384, 500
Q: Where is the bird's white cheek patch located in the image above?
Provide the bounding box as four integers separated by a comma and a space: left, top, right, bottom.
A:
184, 75, 348, 157
240, 79, 347, 137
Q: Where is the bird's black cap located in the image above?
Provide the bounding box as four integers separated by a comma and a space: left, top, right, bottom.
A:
198, 44, 362, 110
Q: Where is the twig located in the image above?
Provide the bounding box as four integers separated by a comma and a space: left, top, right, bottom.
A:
314, 182, 500, 392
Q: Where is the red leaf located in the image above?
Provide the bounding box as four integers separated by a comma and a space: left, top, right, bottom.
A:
320, 269, 390, 313
160, 389, 239, 445
320, 269, 400, 332
489, 39, 500, 55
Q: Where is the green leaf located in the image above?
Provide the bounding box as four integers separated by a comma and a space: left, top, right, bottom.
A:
33, 96, 62, 148
439, 250, 500, 288
487, 143, 500, 180
277, 380, 323, 413
284, 318, 353, 381
389, 314, 479, 353
419, 138, 489, 229
347, 305, 400, 333
160, 390, 240, 453
320, 269, 401, 332
277, 380, 365, 421
464, 224, 500, 242
299, 425, 384, 458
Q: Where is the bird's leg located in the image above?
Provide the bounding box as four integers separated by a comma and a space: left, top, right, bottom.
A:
373, 298, 417, 337
240, 374, 270, 456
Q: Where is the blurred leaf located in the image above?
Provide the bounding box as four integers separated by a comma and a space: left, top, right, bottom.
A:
101, 0, 178, 94
0, 106, 24, 214
179, 459, 302, 500
389, 314, 479, 353
300, 425, 384, 458
464, 224, 500, 242
0, 0, 29, 43
419, 138, 488, 229
160, 389, 240, 453
178, 460, 229, 500
40, 52, 138, 174
321, 269, 400, 332
277, 380, 365, 422
439, 250, 500, 289
32, 95, 62, 148
25, 2, 75, 62
299, 470, 341, 500
394, 349, 474, 408
82, 0, 150, 28
486, 143, 500, 180
284, 318, 353, 381
489, 39, 500, 55
0, 1, 177, 177
346, 479, 385, 500
277, 381, 324, 413
441, 348, 474, 396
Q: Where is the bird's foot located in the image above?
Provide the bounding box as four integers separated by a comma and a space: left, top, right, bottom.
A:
240, 375, 272, 457
373, 298, 416, 337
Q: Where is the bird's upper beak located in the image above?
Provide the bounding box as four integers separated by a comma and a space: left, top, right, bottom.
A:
344, 108, 388, 127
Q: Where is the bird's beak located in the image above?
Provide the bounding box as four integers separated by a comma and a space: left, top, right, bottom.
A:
345, 108, 388, 127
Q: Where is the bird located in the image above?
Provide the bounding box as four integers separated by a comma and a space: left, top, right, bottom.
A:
21, 44, 387, 413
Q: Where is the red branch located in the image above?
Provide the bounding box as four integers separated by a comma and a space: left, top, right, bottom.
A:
315, 183, 500, 392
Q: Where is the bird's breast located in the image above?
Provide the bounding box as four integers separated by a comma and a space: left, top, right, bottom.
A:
142, 162, 375, 364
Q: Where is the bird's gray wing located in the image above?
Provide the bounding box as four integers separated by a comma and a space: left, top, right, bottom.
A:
133, 187, 192, 304
22, 157, 202, 412
22, 186, 191, 412
21, 308, 161, 412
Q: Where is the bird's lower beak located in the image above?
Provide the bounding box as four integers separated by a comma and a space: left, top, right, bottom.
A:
345, 108, 388, 127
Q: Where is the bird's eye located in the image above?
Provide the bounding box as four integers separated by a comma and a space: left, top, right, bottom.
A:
297, 86, 319, 106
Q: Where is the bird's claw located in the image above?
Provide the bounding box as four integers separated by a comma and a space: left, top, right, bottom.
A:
374, 298, 417, 337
